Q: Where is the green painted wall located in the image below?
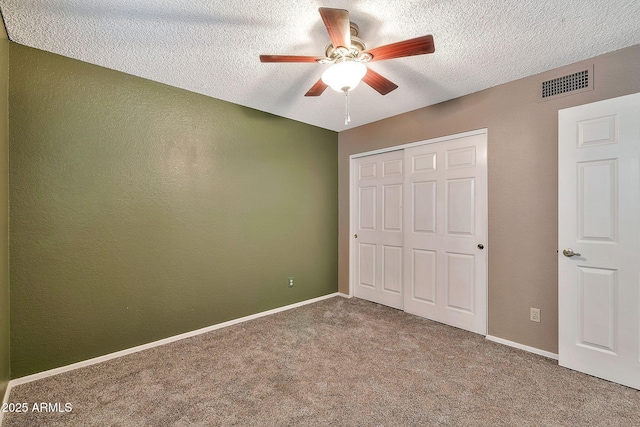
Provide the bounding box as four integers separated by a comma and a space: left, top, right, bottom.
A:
0, 18, 10, 397
9, 43, 338, 378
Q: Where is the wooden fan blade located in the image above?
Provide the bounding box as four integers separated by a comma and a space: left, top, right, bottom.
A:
362, 68, 398, 95
305, 79, 329, 96
365, 35, 435, 62
319, 7, 351, 49
260, 55, 322, 63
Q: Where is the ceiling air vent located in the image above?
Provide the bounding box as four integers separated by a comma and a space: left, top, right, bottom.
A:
538, 65, 593, 101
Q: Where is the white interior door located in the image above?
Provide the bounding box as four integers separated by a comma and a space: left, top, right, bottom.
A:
402, 134, 488, 334
352, 150, 404, 309
558, 92, 640, 389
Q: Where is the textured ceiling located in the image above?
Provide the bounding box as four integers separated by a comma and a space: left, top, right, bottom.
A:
1, 1, 640, 131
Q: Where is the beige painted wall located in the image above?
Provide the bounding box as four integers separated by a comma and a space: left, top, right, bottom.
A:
338, 44, 640, 353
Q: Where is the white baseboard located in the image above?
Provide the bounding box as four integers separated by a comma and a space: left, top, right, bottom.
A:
2, 292, 342, 407
486, 335, 558, 360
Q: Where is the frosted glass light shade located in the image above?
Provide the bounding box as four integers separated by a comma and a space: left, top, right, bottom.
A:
321, 61, 367, 92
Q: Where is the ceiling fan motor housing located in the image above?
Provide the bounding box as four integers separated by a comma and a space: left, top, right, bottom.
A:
324, 23, 372, 63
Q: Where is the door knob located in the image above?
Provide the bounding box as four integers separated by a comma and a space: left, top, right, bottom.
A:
562, 248, 581, 257
477, 244, 484, 250
354, 234, 358, 238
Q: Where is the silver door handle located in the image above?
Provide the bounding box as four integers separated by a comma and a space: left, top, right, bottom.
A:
562, 248, 581, 257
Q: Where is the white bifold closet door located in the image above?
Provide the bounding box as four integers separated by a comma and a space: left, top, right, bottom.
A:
353, 150, 405, 309
351, 132, 487, 334
403, 134, 487, 334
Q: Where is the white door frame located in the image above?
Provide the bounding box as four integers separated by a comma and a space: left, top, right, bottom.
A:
348, 129, 488, 307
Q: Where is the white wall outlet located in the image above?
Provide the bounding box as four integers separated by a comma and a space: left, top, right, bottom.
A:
288, 277, 294, 288
530, 308, 541, 322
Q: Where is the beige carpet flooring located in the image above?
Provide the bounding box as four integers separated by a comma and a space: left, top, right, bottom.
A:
4, 296, 640, 426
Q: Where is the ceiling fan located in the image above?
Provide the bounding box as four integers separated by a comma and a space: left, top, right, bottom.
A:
260, 7, 435, 124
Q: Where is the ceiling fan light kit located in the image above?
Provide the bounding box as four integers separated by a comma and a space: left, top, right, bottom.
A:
321, 60, 367, 93
260, 7, 435, 125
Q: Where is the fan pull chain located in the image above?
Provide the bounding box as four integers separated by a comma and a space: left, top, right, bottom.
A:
344, 89, 351, 125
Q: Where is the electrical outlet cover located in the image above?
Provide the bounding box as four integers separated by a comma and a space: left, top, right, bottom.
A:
530, 308, 541, 322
